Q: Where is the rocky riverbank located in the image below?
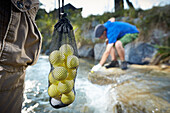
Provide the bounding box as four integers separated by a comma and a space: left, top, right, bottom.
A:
38, 5, 169, 65
78, 42, 158, 64
88, 64, 170, 85
88, 65, 170, 112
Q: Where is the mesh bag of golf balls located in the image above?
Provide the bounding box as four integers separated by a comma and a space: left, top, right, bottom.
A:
48, 16, 79, 109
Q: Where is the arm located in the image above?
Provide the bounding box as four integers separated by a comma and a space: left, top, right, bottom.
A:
99, 43, 114, 66
105, 39, 108, 45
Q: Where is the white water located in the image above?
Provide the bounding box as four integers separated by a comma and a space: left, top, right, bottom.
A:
22, 55, 113, 113
22, 55, 170, 113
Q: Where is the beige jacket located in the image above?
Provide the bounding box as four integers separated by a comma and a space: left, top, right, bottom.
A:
0, 0, 42, 112
0, 0, 42, 69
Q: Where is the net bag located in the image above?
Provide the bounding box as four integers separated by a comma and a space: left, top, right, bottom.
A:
48, 3, 79, 108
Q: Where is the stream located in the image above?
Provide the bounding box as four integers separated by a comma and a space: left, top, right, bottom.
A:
22, 55, 170, 113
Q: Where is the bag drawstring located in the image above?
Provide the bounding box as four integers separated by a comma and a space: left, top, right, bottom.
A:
58, 0, 65, 19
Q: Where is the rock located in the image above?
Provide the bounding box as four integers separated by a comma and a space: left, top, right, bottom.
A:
88, 65, 170, 112
94, 43, 105, 60
160, 64, 169, 70
125, 42, 157, 64
94, 43, 111, 61
109, 81, 170, 113
88, 64, 170, 85
150, 29, 169, 46
91, 20, 99, 27
88, 67, 126, 85
81, 29, 95, 42
133, 18, 142, 25
45, 49, 50, 55
94, 42, 157, 64
81, 21, 99, 43
78, 45, 94, 58
117, 17, 130, 21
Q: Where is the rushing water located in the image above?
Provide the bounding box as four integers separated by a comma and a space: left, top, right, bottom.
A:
22, 55, 170, 113
22, 55, 110, 113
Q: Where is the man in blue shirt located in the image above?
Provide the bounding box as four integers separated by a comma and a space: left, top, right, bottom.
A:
91, 18, 139, 71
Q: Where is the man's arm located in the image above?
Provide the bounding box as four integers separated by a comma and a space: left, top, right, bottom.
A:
105, 39, 108, 45
99, 43, 114, 66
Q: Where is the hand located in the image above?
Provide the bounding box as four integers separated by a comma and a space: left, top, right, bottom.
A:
91, 64, 102, 72
109, 17, 115, 22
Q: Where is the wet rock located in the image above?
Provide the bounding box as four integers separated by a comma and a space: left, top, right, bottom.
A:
88, 67, 126, 85
78, 45, 94, 58
88, 65, 170, 113
88, 65, 170, 85
109, 82, 170, 113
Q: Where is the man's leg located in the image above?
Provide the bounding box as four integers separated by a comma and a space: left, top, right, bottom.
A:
115, 41, 127, 70
0, 1, 24, 112
0, 1, 41, 112
105, 47, 119, 68
0, 66, 26, 113
115, 41, 125, 61
110, 47, 117, 61
115, 33, 139, 70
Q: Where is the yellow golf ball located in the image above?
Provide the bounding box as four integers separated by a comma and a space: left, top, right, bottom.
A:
53, 61, 65, 68
57, 80, 74, 94
49, 50, 61, 66
48, 72, 59, 85
61, 91, 75, 104
91, 71, 94, 73
52, 67, 68, 81
48, 84, 61, 99
59, 44, 74, 58
66, 55, 79, 69
66, 69, 77, 80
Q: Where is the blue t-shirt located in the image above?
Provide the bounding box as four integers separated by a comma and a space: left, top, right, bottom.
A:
103, 21, 139, 44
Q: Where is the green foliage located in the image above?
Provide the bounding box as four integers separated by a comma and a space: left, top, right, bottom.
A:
154, 45, 170, 54
36, 5, 170, 56
73, 24, 82, 42
35, 8, 83, 53
151, 45, 170, 64
133, 5, 170, 43
36, 10, 58, 53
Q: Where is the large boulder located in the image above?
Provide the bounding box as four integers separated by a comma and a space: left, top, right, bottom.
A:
81, 21, 99, 42
94, 42, 157, 64
125, 42, 157, 64
94, 43, 111, 61
88, 65, 170, 112
88, 67, 126, 85
78, 45, 94, 58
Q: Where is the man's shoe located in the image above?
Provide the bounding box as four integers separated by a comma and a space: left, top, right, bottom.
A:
121, 61, 128, 70
105, 60, 119, 68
